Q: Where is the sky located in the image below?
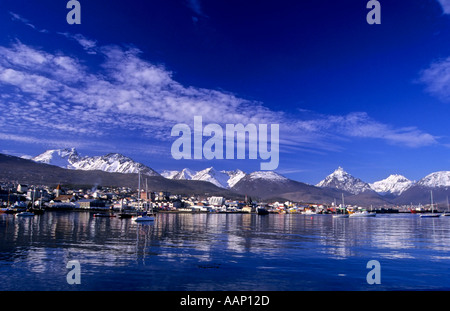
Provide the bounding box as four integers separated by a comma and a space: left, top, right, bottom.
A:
1, 0, 450, 184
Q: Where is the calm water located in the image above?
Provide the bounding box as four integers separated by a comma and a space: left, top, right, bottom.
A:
0, 211, 449, 291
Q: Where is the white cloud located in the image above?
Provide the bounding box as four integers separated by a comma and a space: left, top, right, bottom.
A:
420, 56, 450, 101
186, 0, 206, 16
9, 11, 48, 33
57, 33, 97, 54
0, 38, 438, 156
437, 0, 450, 14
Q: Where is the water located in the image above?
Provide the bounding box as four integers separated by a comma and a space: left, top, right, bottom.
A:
1, 211, 449, 291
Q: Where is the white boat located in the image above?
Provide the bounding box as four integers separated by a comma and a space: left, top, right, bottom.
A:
302, 209, 317, 215
420, 190, 440, 218
349, 210, 376, 217
333, 214, 349, 218
16, 211, 35, 217
134, 213, 155, 222
333, 194, 349, 218
441, 196, 450, 217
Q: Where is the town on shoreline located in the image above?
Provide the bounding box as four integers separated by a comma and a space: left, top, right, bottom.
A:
0, 180, 442, 215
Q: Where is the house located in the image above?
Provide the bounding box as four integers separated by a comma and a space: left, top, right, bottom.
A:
17, 184, 28, 193
77, 199, 107, 209
54, 194, 75, 203
209, 196, 225, 206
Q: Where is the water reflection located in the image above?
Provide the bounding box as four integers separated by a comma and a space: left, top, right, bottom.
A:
1, 212, 450, 290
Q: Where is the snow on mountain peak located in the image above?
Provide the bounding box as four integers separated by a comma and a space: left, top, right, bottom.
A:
32, 148, 159, 176
316, 167, 372, 195
369, 174, 413, 195
417, 171, 450, 188
248, 171, 288, 182
32, 148, 80, 169
161, 167, 247, 188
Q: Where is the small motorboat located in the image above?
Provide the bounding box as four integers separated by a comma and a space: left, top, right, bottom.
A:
349, 211, 376, 217
332, 214, 349, 218
134, 215, 155, 222
257, 207, 269, 215
93, 213, 116, 218
16, 211, 35, 217
420, 213, 441, 218
118, 213, 134, 219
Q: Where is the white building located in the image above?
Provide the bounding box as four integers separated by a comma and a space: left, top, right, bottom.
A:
209, 196, 225, 206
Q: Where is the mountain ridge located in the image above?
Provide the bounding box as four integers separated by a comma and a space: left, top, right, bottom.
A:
32, 148, 159, 177
12, 148, 450, 206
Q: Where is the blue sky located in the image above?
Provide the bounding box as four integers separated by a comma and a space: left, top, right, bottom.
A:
1, 0, 450, 184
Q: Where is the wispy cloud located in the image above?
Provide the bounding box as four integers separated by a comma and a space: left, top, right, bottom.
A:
0, 35, 438, 157
437, 0, 450, 14
186, 0, 207, 17
9, 11, 48, 33
57, 32, 98, 54
419, 56, 450, 101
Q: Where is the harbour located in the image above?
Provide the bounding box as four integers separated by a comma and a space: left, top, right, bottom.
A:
1, 211, 450, 291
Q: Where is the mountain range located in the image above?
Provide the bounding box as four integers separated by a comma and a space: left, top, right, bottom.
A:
32, 148, 160, 176
2, 148, 449, 206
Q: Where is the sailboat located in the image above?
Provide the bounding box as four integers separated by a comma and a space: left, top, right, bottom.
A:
17, 187, 37, 217
441, 196, 450, 217
420, 190, 440, 218
133, 172, 155, 223
118, 198, 134, 219
333, 194, 349, 218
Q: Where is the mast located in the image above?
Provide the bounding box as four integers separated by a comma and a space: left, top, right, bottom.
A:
430, 190, 434, 213
138, 171, 141, 211
145, 178, 148, 212
31, 186, 36, 210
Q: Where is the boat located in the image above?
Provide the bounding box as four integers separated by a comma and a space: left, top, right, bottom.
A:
420, 190, 440, 218
93, 212, 116, 217
441, 196, 450, 217
30, 189, 45, 215
118, 212, 134, 219
133, 172, 155, 223
118, 199, 135, 218
134, 212, 155, 222
349, 210, 376, 217
302, 209, 317, 215
333, 194, 349, 218
257, 207, 269, 215
16, 211, 35, 217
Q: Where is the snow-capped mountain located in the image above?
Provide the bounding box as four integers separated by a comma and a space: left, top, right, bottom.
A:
369, 174, 413, 195
162, 167, 247, 189
226, 169, 248, 188
72, 153, 159, 176
32, 148, 159, 177
247, 171, 289, 182
316, 167, 372, 195
161, 168, 196, 180
416, 171, 450, 188
191, 167, 232, 188
32, 148, 81, 169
